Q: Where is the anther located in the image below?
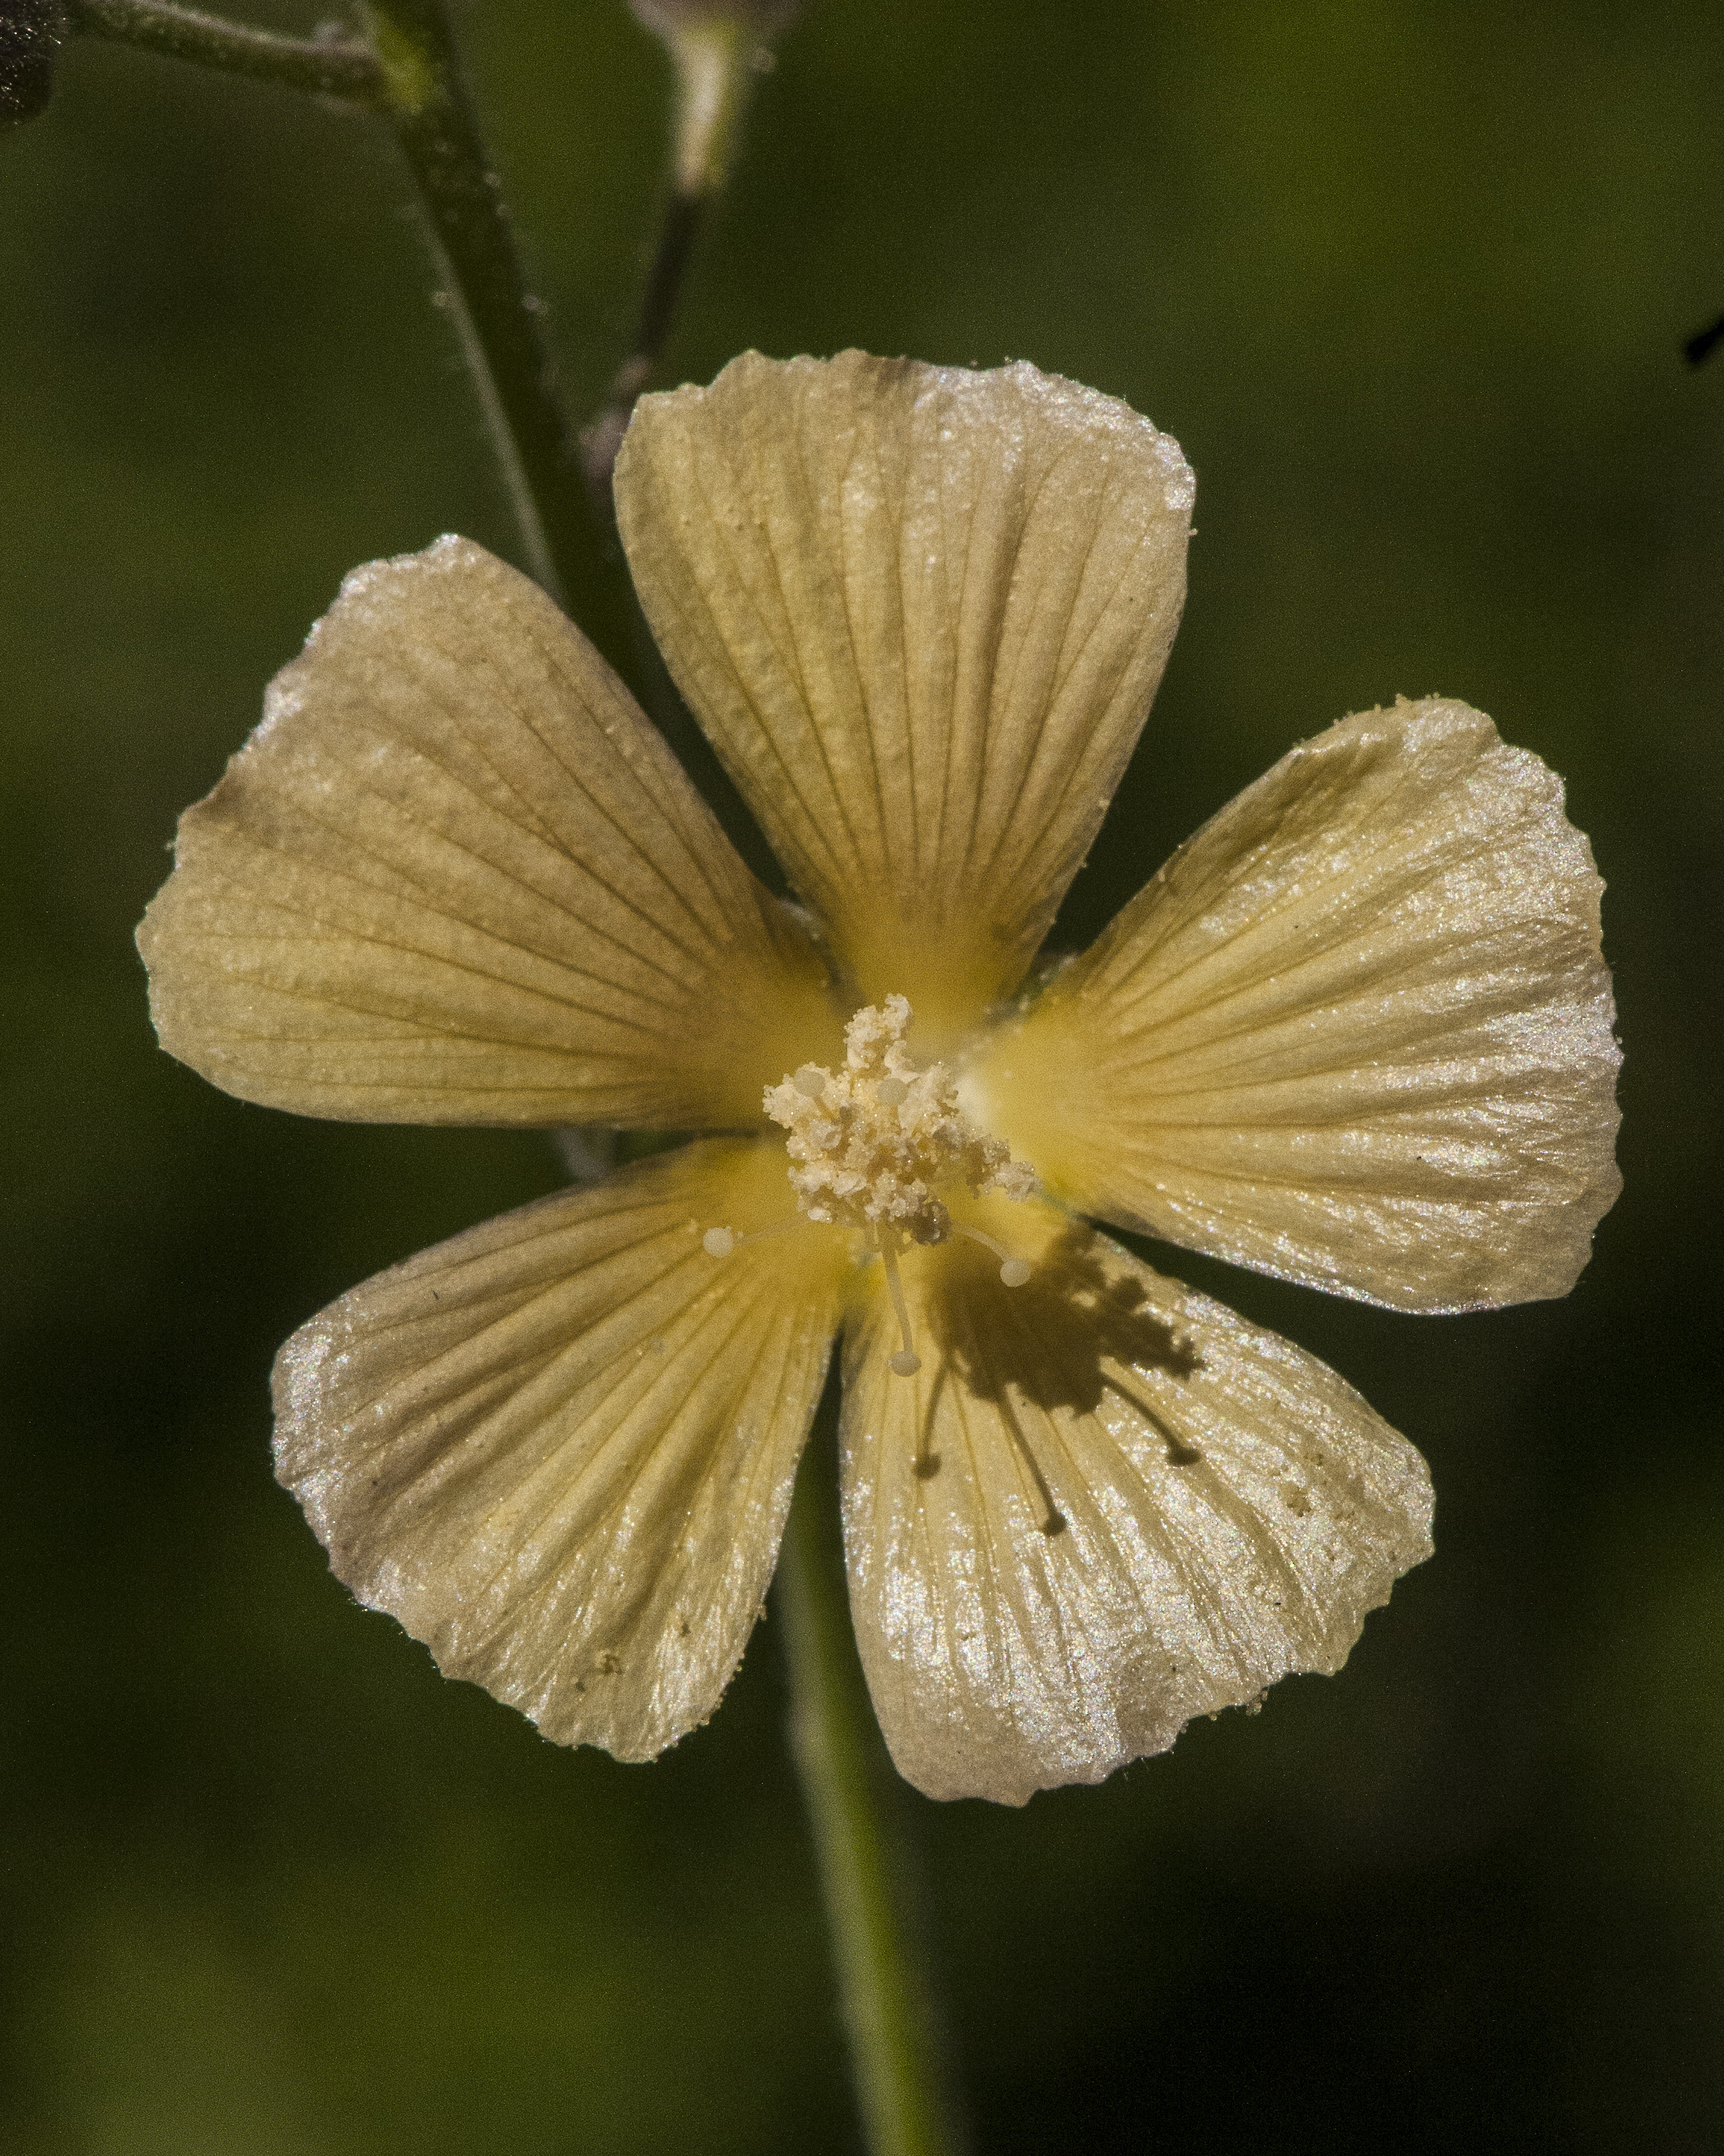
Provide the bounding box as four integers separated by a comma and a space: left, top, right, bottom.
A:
763, 998, 1034, 1251
956, 1224, 1033, 1288
880, 1242, 922, 1378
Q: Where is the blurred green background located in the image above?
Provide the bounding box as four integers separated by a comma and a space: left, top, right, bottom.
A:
3, 1, 1721, 2149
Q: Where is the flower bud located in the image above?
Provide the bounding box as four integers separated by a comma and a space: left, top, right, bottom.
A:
627, 0, 802, 195
629, 0, 802, 35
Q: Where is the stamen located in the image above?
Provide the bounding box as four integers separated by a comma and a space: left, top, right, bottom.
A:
763, 996, 1035, 1249
880, 1242, 922, 1377
995, 1382, 1065, 1536
956, 1224, 1033, 1288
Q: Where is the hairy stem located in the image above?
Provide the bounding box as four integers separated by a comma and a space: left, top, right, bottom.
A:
69, 0, 387, 102
364, 0, 627, 648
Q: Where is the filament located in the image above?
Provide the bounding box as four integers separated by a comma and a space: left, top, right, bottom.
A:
955, 1223, 1032, 1288
880, 1242, 922, 1376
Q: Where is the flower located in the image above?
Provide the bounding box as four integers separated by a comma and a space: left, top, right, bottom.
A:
136, 351, 1621, 1805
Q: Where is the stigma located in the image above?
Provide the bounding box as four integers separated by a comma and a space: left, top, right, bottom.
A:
763, 996, 1035, 1243
751, 996, 1036, 1374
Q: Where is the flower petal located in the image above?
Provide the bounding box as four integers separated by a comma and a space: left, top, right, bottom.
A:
138, 538, 836, 1128
839, 1200, 1432, 1805
970, 698, 1622, 1312
615, 351, 1193, 1031
273, 1139, 850, 1760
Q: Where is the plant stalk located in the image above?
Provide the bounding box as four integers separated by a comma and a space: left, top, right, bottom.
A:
363, 0, 628, 653
581, 17, 767, 513
69, 0, 387, 103
777, 1437, 966, 2156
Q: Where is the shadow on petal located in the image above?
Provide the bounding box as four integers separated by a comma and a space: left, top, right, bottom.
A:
839, 1202, 1433, 1803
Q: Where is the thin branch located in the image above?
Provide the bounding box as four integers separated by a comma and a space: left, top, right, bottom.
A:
777, 1426, 968, 2156
68, 0, 387, 105
630, 187, 707, 391
581, 190, 704, 513
365, 0, 632, 652
581, 18, 770, 515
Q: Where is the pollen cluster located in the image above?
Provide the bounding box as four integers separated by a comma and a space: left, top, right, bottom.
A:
763, 995, 1035, 1245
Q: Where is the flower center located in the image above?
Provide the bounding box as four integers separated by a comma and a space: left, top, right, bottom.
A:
698, 995, 1037, 1376
764, 993, 1036, 1246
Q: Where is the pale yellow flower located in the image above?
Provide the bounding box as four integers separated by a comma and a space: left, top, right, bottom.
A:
137, 352, 1621, 1804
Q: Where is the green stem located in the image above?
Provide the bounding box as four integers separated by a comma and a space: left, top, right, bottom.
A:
68, 0, 388, 103
580, 185, 705, 517
362, 1, 628, 654
777, 1439, 966, 2156
581, 18, 765, 515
